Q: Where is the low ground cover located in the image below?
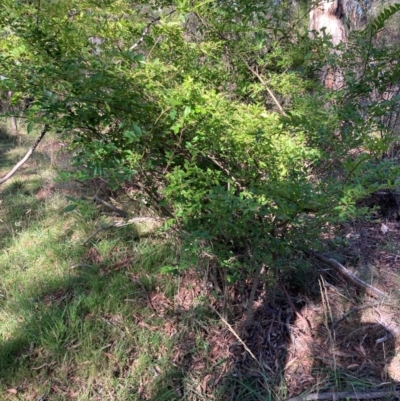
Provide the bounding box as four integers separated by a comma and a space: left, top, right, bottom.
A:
1, 124, 400, 401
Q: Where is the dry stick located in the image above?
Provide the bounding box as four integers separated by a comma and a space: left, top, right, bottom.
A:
332, 301, 383, 328
237, 53, 287, 117
88, 196, 128, 218
218, 312, 257, 362
286, 388, 400, 401
0, 124, 48, 186
244, 263, 264, 327
82, 223, 116, 246
210, 306, 275, 372
312, 252, 386, 299
207, 154, 245, 191
82, 217, 164, 245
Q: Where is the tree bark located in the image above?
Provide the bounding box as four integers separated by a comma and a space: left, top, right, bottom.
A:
7, 91, 19, 135
309, 1, 347, 89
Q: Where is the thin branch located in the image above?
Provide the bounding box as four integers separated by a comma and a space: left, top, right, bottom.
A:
245, 263, 264, 327
129, 9, 176, 51
286, 387, 400, 401
82, 223, 116, 246
237, 53, 287, 116
210, 306, 269, 371
0, 124, 48, 186
82, 217, 164, 245
193, 11, 286, 116
87, 196, 128, 218
332, 301, 384, 328
312, 252, 386, 299
207, 154, 245, 191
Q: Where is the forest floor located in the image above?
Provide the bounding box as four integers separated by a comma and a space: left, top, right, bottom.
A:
1, 123, 400, 401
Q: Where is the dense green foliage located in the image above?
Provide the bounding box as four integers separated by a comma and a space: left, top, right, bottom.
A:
1, 0, 400, 279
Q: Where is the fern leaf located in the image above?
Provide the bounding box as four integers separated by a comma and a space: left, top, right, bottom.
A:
365, 3, 400, 36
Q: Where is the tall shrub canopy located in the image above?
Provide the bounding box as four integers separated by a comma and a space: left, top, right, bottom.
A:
1, 0, 400, 276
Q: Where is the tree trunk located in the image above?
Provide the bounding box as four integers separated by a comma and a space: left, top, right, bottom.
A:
7, 91, 19, 135
309, 0, 347, 89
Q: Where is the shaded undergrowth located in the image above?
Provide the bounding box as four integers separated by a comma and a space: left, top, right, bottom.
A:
1, 124, 400, 401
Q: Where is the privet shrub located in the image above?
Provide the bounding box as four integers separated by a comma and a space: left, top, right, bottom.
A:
1, 0, 400, 280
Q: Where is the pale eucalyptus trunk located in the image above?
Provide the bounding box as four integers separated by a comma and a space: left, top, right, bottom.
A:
309, 0, 347, 89
7, 91, 19, 135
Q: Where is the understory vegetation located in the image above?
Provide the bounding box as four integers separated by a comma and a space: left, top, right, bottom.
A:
1, 0, 400, 400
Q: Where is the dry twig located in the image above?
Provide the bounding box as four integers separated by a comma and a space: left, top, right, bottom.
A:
87, 195, 128, 218
82, 217, 164, 245
0, 124, 48, 186
312, 252, 386, 299
129, 9, 176, 51
210, 306, 274, 373
238, 53, 287, 116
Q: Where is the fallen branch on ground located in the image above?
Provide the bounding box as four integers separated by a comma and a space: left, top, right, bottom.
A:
0, 124, 48, 186
312, 252, 386, 299
114, 216, 163, 227
82, 217, 164, 245
286, 387, 400, 401
210, 305, 274, 373
332, 301, 384, 327
83, 196, 128, 218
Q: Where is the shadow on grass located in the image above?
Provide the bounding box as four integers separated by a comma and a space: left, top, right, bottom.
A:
1, 236, 399, 401
149, 258, 400, 400
0, 196, 184, 400
0, 126, 399, 400
1, 183, 399, 401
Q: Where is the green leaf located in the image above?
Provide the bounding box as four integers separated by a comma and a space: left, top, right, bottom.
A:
123, 130, 135, 143
65, 196, 77, 202
160, 265, 180, 275
132, 123, 142, 135
27, 122, 34, 135
64, 204, 77, 212
134, 54, 145, 64
169, 109, 177, 120
171, 124, 181, 134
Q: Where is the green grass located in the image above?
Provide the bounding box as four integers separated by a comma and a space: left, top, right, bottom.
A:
0, 124, 193, 400
0, 122, 249, 401
0, 203, 181, 400
3, 121, 398, 401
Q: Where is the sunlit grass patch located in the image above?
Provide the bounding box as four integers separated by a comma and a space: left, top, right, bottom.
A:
0, 123, 235, 401
0, 235, 182, 399
0, 143, 183, 400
